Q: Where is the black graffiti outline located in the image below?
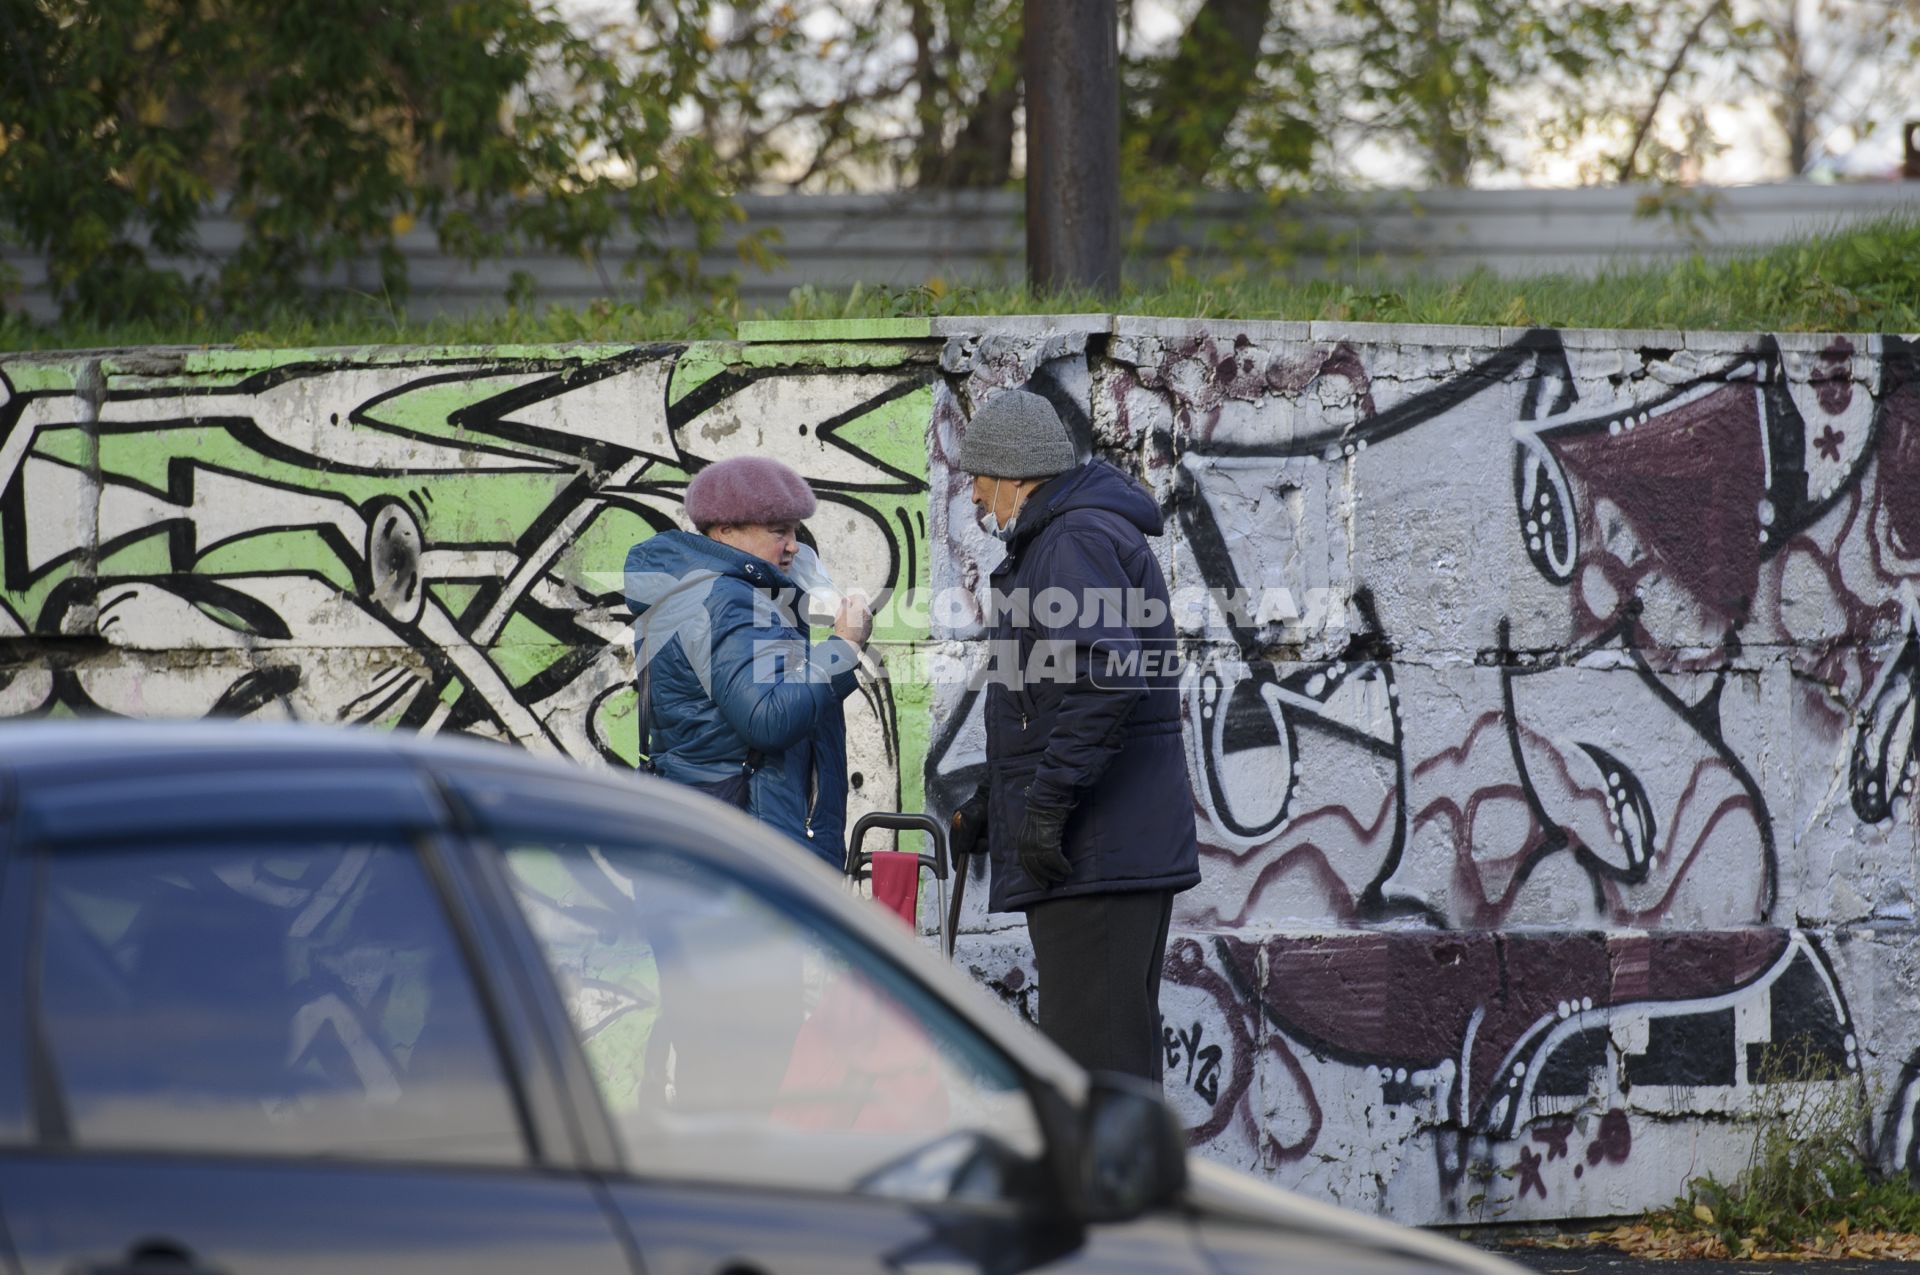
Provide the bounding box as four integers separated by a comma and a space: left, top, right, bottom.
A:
658, 363, 936, 494
1488, 612, 1779, 921
357, 355, 680, 470
1850, 606, 1919, 824
1163, 1020, 1225, 1106
1171, 450, 1418, 919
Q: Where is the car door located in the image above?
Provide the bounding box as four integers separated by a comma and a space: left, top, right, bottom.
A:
0, 765, 638, 1275
442, 767, 1214, 1275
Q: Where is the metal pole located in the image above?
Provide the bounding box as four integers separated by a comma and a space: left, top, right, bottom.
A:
1023, 0, 1121, 294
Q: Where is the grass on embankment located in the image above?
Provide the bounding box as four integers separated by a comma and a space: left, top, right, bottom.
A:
4, 213, 1918, 353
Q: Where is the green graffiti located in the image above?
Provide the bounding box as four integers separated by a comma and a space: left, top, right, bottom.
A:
0, 340, 933, 818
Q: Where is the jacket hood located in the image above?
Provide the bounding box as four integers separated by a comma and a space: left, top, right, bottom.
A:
1010, 460, 1164, 551
625, 530, 803, 702
624, 529, 797, 613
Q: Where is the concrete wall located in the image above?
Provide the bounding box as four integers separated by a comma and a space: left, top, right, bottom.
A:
7, 181, 1919, 318
3, 317, 1918, 1227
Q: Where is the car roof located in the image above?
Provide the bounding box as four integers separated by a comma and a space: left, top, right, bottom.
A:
0, 718, 1091, 1098
0, 717, 549, 779
0, 719, 607, 841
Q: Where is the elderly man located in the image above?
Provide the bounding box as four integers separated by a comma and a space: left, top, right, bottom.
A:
948, 388, 1200, 1082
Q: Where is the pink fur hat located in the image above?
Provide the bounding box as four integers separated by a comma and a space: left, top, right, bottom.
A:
684, 456, 817, 530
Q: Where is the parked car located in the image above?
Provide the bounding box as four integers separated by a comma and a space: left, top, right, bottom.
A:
0, 721, 1520, 1275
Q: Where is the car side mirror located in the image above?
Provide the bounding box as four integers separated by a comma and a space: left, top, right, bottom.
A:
1076, 1071, 1189, 1223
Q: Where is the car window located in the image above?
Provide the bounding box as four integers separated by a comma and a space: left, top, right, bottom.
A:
35, 839, 525, 1165
502, 840, 1047, 1202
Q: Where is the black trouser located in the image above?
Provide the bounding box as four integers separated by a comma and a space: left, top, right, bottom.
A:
1025, 889, 1175, 1083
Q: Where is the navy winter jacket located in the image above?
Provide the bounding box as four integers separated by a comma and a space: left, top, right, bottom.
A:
624, 530, 859, 870
981, 461, 1201, 911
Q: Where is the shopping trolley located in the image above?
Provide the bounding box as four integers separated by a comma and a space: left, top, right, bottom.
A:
843, 811, 968, 960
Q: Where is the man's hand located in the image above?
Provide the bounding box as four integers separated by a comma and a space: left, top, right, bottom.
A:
949, 788, 989, 862
832, 594, 873, 648
1016, 801, 1072, 887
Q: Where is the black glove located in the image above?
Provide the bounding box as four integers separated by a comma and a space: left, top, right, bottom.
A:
1016, 800, 1073, 887
949, 788, 989, 862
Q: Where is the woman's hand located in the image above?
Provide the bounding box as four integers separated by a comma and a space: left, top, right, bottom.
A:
833, 594, 873, 648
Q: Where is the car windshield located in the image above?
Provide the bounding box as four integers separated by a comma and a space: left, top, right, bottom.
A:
500, 838, 1046, 1201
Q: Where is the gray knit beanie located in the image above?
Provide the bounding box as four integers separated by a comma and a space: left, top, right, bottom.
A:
956, 389, 1076, 478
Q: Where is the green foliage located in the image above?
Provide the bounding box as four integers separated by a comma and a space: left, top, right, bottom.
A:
764, 0, 1920, 192
678, 0, 1920, 195
0, 0, 746, 325
1652, 1048, 1920, 1256
1114, 0, 1670, 192
14, 1, 1916, 332
7, 216, 1918, 353
1682, 1162, 1920, 1256
1114, 0, 1920, 191
1315, 0, 1647, 188
674, 0, 1024, 191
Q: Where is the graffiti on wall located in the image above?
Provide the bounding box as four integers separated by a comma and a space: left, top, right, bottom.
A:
0, 342, 936, 819
937, 321, 1919, 1220
9, 317, 1920, 1226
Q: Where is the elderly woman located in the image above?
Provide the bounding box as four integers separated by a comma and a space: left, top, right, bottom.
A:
624, 457, 871, 870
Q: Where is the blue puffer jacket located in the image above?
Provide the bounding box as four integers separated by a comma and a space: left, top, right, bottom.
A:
982, 461, 1201, 911
624, 531, 859, 870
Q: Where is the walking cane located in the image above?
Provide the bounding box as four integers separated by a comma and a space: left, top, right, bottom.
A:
944, 807, 970, 962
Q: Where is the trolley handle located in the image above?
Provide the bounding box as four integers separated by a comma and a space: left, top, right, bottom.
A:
845, 811, 949, 880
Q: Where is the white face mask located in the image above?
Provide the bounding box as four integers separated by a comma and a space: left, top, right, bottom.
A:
976, 477, 1018, 541
787, 543, 841, 624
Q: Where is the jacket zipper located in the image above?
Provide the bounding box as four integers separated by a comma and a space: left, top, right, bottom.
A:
991, 558, 1031, 734
804, 748, 819, 838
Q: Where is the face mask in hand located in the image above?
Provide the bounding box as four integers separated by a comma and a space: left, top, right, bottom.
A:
787, 543, 842, 624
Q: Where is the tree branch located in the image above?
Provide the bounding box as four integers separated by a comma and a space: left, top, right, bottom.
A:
1617, 0, 1727, 183
1139, 0, 1275, 179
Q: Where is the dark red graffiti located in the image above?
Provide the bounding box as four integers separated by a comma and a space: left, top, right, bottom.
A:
1189, 785, 1402, 929
1815, 425, 1846, 462
1879, 375, 1920, 560
974, 962, 1038, 1025
1547, 382, 1768, 628
1532, 1119, 1574, 1161
1587, 1108, 1632, 1166
1516, 1145, 1548, 1199
1188, 937, 1326, 1163
1126, 335, 1378, 453
1105, 328, 1899, 1177
1813, 338, 1856, 416
1244, 928, 1793, 1130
